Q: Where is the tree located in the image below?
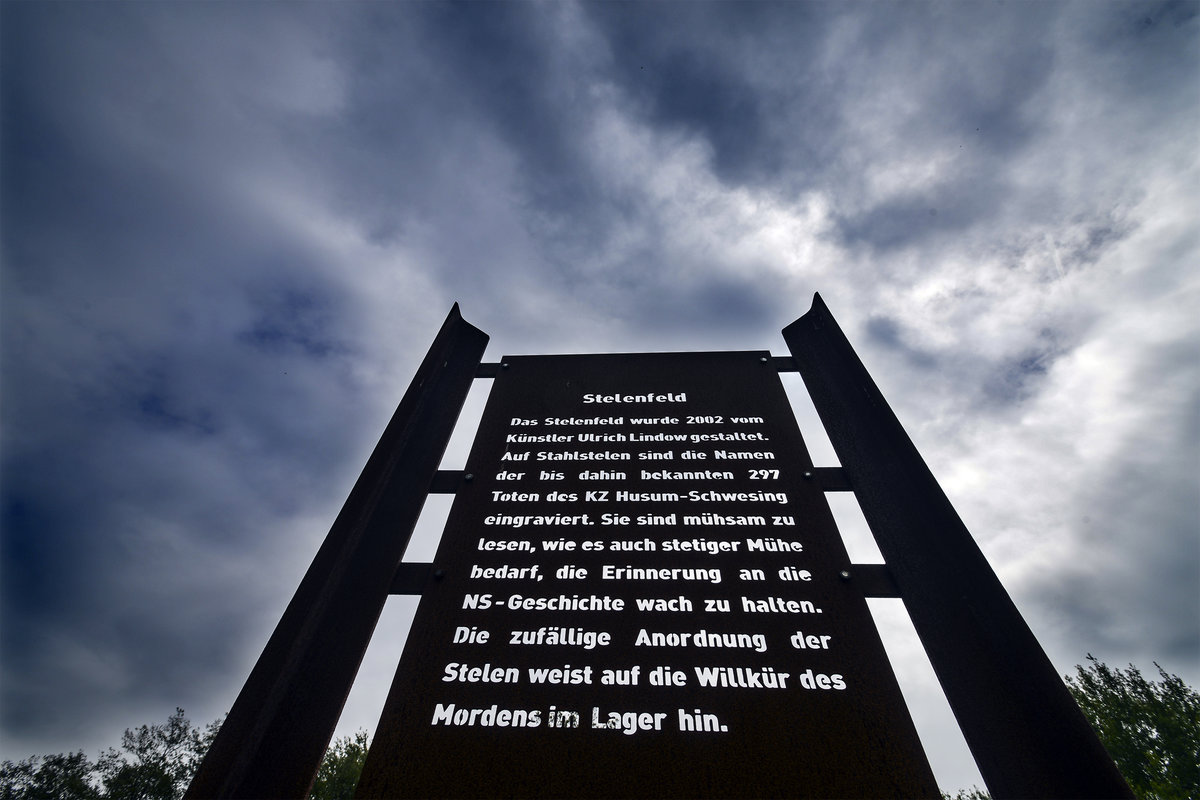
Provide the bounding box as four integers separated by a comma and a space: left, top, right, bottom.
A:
1, 709, 217, 800
940, 788, 990, 800
96, 708, 220, 800
941, 658, 1198, 800
1065, 656, 1199, 800
0, 752, 100, 800
1, 712, 367, 800
308, 731, 369, 800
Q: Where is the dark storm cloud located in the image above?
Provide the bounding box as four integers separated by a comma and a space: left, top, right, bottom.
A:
584, 0, 1061, 243
834, 172, 1009, 251
237, 285, 353, 360
629, 274, 782, 334
1035, 436, 1200, 671
1, 2, 385, 747
583, 1, 832, 187
1085, 1, 1199, 99
290, 2, 796, 333
982, 348, 1059, 406
263, 3, 612, 242
410, 3, 595, 210
864, 316, 939, 371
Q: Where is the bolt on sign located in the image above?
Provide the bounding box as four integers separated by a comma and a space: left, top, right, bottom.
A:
356, 352, 938, 798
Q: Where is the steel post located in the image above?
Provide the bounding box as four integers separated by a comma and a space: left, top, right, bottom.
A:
187, 305, 488, 799
783, 294, 1132, 799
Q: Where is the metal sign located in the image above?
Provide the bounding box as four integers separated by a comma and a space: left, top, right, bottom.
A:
357, 351, 937, 797
189, 299, 1132, 799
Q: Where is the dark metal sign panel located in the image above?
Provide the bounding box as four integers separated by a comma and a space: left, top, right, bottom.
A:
357, 352, 937, 798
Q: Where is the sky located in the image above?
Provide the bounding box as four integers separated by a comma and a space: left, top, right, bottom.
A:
2, 0, 1197, 792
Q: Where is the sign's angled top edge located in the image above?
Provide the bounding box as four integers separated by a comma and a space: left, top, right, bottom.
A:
495, 349, 775, 361
781, 292, 831, 336
443, 302, 490, 347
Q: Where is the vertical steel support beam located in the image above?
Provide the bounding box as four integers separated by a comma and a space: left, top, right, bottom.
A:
187, 305, 488, 799
783, 294, 1132, 799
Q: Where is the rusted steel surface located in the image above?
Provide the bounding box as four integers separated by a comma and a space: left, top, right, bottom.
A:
390, 562, 434, 595
475, 361, 503, 378
843, 564, 901, 598
769, 355, 797, 371
783, 293, 1133, 799
805, 466, 853, 491
429, 469, 465, 494
186, 305, 488, 799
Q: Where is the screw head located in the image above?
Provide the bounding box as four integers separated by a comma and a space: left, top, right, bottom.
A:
839, 570, 851, 580
760, 356, 769, 363
501, 362, 510, 369
464, 473, 474, 481
434, 569, 445, 580
803, 471, 814, 480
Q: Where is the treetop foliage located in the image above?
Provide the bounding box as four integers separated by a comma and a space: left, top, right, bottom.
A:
0, 709, 218, 800
0, 711, 367, 800
943, 658, 1198, 800
940, 788, 990, 800
308, 730, 369, 800
1065, 655, 1199, 800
